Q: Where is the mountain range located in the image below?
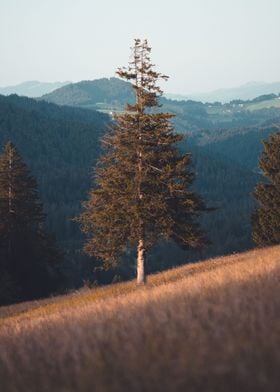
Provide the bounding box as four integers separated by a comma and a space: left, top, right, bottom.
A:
0, 81, 70, 98
166, 81, 280, 103
2, 79, 280, 104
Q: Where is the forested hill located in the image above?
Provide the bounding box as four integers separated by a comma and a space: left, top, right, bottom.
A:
41, 77, 280, 128
0, 94, 109, 125
41, 77, 135, 110
41, 78, 280, 161
0, 94, 109, 260
1, 92, 280, 287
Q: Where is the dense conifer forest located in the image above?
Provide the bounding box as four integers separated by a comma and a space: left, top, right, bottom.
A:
0, 142, 62, 304
0, 83, 280, 291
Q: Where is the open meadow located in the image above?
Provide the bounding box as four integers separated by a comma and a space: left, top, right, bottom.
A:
0, 246, 280, 392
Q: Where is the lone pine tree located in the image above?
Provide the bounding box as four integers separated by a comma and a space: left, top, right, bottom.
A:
78, 39, 206, 284
252, 131, 280, 246
0, 142, 62, 302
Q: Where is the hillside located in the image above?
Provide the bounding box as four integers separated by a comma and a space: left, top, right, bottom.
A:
0, 81, 70, 97
190, 124, 280, 171
42, 78, 280, 109
1, 93, 280, 287
41, 77, 135, 111
0, 246, 279, 391
41, 77, 280, 132
0, 94, 109, 276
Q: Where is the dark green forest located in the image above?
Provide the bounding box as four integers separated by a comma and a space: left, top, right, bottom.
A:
0, 142, 62, 304
1, 81, 280, 289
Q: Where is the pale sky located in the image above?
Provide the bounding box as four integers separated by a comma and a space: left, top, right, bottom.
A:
1, 0, 280, 94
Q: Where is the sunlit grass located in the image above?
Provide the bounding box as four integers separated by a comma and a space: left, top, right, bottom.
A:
0, 245, 279, 391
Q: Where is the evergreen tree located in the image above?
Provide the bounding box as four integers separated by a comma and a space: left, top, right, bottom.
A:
78, 39, 207, 284
252, 131, 280, 246
0, 142, 62, 303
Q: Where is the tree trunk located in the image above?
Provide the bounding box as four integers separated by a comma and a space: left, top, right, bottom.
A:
8, 147, 13, 259
137, 239, 146, 284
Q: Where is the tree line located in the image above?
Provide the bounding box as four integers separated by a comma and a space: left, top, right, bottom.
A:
0, 39, 279, 304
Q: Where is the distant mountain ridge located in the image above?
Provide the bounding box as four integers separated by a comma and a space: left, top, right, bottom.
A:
41, 77, 280, 115
166, 81, 280, 103
0, 81, 70, 98
3, 79, 280, 103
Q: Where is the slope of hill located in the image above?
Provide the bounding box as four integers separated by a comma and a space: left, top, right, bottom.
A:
41, 77, 135, 110
1, 93, 280, 287
0, 94, 109, 259
190, 124, 280, 171
0, 246, 279, 391
40, 77, 280, 132
0, 81, 70, 97
166, 80, 280, 103
246, 96, 280, 111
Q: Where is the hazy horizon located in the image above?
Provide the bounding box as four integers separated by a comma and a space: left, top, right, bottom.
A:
1, 78, 280, 96
1, 0, 280, 94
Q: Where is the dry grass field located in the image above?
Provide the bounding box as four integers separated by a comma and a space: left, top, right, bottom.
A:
0, 246, 280, 392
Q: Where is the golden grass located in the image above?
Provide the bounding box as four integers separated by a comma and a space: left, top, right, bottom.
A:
0, 246, 280, 391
